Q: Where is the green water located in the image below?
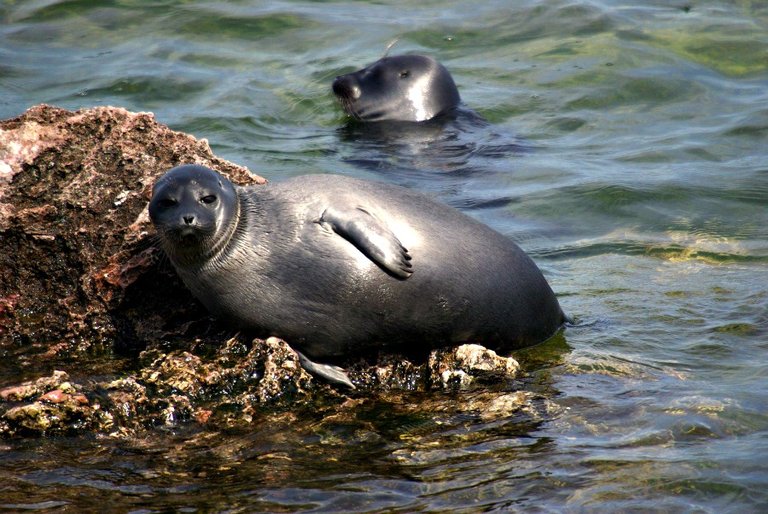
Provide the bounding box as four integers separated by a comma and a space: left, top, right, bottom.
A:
1, 0, 767, 511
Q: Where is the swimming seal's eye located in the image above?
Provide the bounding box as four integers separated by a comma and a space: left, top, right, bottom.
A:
399, 70, 410, 78
158, 198, 177, 208
200, 195, 217, 205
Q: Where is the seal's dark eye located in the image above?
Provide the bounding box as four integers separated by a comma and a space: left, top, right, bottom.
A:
399, 70, 410, 78
200, 195, 217, 205
158, 198, 177, 208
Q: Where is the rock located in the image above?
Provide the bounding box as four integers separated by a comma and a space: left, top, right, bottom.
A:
346, 344, 522, 391
0, 370, 112, 436
0, 370, 71, 401
429, 344, 521, 389
250, 337, 316, 404
0, 104, 528, 438
0, 104, 265, 354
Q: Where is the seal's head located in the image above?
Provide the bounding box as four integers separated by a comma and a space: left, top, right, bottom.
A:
332, 54, 460, 122
149, 164, 238, 267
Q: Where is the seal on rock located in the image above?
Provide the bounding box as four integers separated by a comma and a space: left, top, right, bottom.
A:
149, 164, 566, 387
332, 54, 461, 122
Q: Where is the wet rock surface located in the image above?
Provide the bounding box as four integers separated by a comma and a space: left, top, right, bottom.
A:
0, 104, 532, 438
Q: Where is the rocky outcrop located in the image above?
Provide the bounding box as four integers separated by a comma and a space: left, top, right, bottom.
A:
0, 104, 264, 354
0, 105, 527, 437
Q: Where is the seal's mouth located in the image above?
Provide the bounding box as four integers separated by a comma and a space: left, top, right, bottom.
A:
334, 96, 389, 122
179, 232, 202, 245
161, 225, 210, 248
347, 105, 389, 122
158, 227, 216, 267
333, 95, 362, 120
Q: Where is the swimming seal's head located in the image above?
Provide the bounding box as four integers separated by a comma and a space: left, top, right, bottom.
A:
332, 54, 460, 122
148, 164, 239, 267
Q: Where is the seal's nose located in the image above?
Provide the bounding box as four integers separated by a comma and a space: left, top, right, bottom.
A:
332, 75, 361, 100
182, 214, 195, 225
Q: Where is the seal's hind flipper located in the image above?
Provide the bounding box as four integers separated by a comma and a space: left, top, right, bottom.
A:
318, 207, 413, 279
296, 350, 356, 389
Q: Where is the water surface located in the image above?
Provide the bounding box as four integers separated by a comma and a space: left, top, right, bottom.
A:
1, 0, 767, 511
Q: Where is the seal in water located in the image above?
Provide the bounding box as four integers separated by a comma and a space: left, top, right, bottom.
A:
331, 54, 528, 179
149, 164, 566, 388
332, 54, 461, 122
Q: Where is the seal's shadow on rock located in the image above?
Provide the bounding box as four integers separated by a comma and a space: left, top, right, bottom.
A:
111, 252, 226, 357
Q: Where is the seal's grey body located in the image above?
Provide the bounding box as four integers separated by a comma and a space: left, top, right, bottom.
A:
332, 54, 460, 122
149, 165, 565, 387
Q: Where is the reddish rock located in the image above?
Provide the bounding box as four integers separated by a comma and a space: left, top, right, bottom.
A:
0, 385, 29, 402
38, 389, 69, 404
0, 104, 265, 355
0, 370, 71, 402
194, 409, 212, 424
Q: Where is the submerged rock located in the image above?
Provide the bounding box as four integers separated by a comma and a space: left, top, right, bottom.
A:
0, 104, 527, 438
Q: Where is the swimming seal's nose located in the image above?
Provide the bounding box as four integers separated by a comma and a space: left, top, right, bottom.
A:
332, 75, 361, 100
183, 215, 195, 225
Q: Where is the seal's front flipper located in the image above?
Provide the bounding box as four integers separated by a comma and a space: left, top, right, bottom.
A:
319, 207, 413, 279
296, 350, 356, 389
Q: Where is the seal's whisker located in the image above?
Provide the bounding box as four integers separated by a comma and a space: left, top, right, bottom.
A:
382, 37, 401, 58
